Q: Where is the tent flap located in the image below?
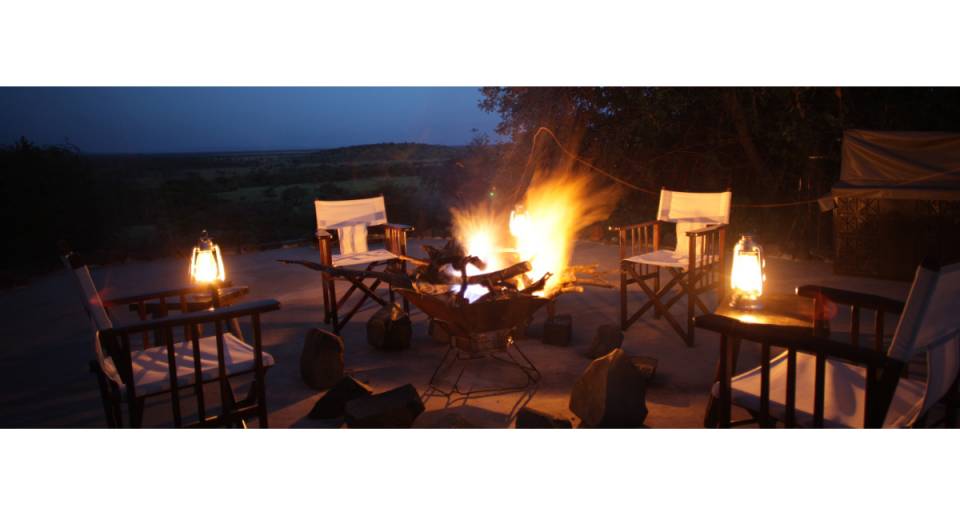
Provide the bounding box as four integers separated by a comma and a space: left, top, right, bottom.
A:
837, 130, 960, 199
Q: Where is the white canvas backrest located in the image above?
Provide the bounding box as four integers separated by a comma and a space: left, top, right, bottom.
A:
315, 196, 388, 255
61, 254, 113, 332
887, 261, 960, 423
337, 224, 368, 255
315, 196, 388, 229
657, 189, 732, 225
93, 330, 123, 386
658, 190, 731, 257
74, 265, 113, 331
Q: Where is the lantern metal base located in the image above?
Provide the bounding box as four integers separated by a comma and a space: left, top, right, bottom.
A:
729, 293, 763, 310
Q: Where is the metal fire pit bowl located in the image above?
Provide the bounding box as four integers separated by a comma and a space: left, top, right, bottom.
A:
396, 288, 550, 338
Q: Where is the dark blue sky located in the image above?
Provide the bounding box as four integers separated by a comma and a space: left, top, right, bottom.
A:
0, 87, 502, 154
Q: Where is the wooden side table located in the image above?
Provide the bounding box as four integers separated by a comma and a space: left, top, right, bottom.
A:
703, 291, 823, 427
128, 285, 250, 340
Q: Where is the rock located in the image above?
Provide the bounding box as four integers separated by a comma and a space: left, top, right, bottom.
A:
367, 304, 412, 350
585, 324, 623, 358
344, 384, 425, 428
300, 328, 345, 390
543, 314, 572, 347
569, 348, 649, 428
308, 376, 373, 419
515, 407, 573, 429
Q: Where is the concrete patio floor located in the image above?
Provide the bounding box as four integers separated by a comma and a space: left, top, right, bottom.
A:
0, 238, 912, 428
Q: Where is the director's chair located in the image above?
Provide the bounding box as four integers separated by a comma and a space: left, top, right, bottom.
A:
315, 195, 412, 334
616, 189, 730, 346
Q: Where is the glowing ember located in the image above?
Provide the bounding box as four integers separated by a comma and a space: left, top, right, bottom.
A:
449, 205, 507, 302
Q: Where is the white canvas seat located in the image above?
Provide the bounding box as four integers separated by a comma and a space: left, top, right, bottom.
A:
332, 247, 398, 268
103, 332, 276, 397
625, 249, 721, 269
315, 195, 412, 334
712, 351, 925, 428
618, 189, 731, 346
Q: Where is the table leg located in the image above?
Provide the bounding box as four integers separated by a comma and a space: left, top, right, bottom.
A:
703, 336, 741, 428
229, 318, 244, 340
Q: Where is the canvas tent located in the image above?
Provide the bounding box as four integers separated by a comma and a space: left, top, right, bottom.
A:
832, 130, 960, 280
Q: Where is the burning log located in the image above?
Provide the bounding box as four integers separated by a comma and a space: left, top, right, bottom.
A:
415, 241, 481, 285
520, 272, 552, 294
465, 261, 532, 286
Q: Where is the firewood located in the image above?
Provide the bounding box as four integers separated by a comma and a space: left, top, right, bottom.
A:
521, 272, 552, 294
394, 254, 429, 267
564, 277, 614, 289
463, 261, 532, 284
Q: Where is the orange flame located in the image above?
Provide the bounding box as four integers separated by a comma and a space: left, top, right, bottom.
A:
452, 168, 616, 298
510, 170, 614, 296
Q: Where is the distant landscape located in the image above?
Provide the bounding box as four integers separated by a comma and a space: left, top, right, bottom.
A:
0, 140, 502, 285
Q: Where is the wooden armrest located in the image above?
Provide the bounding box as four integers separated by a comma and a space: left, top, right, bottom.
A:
104, 281, 233, 306
101, 299, 281, 336
695, 313, 889, 367
795, 285, 905, 314
684, 223, 727, 236
316, 229, 333, 240
609, 220, 659, 231
385, 223, 414, 231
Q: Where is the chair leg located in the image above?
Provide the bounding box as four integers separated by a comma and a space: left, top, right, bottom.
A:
943, 376, 960, 428
328, 278, 339, 332
638, 272, 687, 343
256, 377, 269, 429
229, 318, 244, 340
703, 395, 721, 428
622, 263, 680, 333
110, 394, 123, 428
620, 265, 628, 330
90, 361, 119, 428
335, 278, 386, 333
321, 274, 333, 324
128, 398, 145, 428
400, 260, 410, 314
653, 266, 661, 319
687, 278, 695, 347
320, 275, 330, 324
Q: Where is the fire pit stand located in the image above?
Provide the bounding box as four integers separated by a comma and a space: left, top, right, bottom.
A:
281, 242, 612, 413
425, 324, 541, 402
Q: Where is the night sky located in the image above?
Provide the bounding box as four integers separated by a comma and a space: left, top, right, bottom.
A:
0, 87, 501, 154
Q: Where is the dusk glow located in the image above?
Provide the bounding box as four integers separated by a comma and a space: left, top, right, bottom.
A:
0, 87, 500, 153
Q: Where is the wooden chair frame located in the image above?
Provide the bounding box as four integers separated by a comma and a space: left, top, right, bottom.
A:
317, 223, 412, 334
62, 249, 279, 428
94, 299, 280, 428
698, 283, 959, 428
617, 221, 727, 346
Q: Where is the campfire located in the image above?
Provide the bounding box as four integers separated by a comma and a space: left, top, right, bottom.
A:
447, 170, 616, 303
282, 168, 616, 398
285, 170, 615, 330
